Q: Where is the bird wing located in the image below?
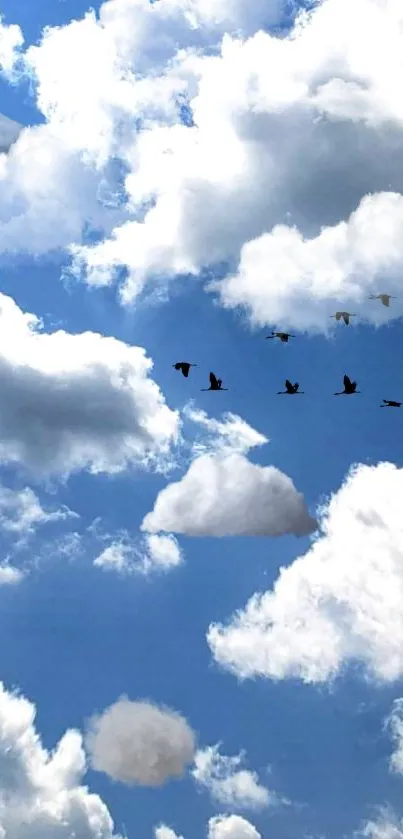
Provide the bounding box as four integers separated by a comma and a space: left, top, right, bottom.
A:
382, 295, 390, 306
335, 312, 341, 320
342, 313, 349, 325
182, 363, 190, 377
282, 334, 289, 342
343, 374, 352, 389
351, 381, 357, 390
210, 372, 218, 388
294, 382, 299, 391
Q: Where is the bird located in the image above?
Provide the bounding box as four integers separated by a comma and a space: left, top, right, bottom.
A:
201, 372, 228, 391
266, 332, 295, 343
330, 311, 356, 326
277, 379, 304, 394
334, 374, 360, 395
173, 362, 197, 378
380, 399, 402, 408
368, 293, 397, 307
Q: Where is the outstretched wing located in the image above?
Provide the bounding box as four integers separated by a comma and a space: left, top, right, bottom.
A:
182, 363, 190, 377
343, 374, 352, 389
293, 382, 299, 392
351, 381, 357, 390
281, 334, 289, 342
210, 372, 219, 388
335, 311, 341, 320
381, 294, 390, 306
342, 313, 349, 325
285, 379, 293, 392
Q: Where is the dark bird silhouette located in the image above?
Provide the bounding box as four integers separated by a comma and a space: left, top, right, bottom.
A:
330, 311, 356, 325
173, 362, 197, 378
368, 293, 397, 307
201, 372, 228, 391
266, 332, 295, 343
277, 379, 304, 394
380, 399, 401, 408
334, 374, 360, 395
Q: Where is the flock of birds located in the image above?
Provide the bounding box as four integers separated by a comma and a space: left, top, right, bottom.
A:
173, 293, 402, 407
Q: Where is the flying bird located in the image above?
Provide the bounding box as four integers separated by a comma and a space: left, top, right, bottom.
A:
266, 332, 295, 343
380, 399, 402, 408
277, 379, 304, 394
173, 362, 197, 378
368, 293, 397, 307
334, 374, 360, 395
330, 311, 356, 325
201, 372, 228, 391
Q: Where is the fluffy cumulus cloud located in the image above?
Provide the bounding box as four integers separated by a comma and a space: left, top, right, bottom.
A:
155, 828, 185, 839
86, 697, 196, 786
192, 744, 271, 810
0, 292, 178, 477
208, 815, 261, 839
2, 0, 403, 332
141, 451, 316, 537
361, 812, 403, 839
208, 461, 403, 684
94, 532, 183, 575
0, 681, 122, 838
155, 816, 261, 839
65, 0, 403, 327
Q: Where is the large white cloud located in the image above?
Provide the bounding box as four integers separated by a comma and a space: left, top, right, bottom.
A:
0, 292, 178, 477
192, 744, 271, 810
208, 462, 403, 684
141, 451, 316, 537
86, 697, 196, 786
70, 0, 403, 324
3, 0, 403, 333
0, 681, 122, 838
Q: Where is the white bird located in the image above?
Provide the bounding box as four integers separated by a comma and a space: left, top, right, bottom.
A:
368, 293, 397, 307
330, 311, 356, 326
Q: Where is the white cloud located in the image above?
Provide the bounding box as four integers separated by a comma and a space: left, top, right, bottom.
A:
0, 292, 178, 477
86, 696, 196, 786
185, 407, 268, 456
155, 827, 185, 839
208, 462, 403, 684
0, 562, 24, 585
361, 811, 403, 839
208, 814, 261, 839
70, 0, 403, 325
192, 744, 271, 810
0, 681, 122, 838
94, 532, 183, 575
0, 15, 24, 76
0, 484, 76, 537
212, 191, 403, 332
385, 698, 403, 774
3, 0, 403, 329
141, 451, 316, 537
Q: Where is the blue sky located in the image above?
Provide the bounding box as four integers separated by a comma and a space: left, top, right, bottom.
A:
1, 1, 403, 839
